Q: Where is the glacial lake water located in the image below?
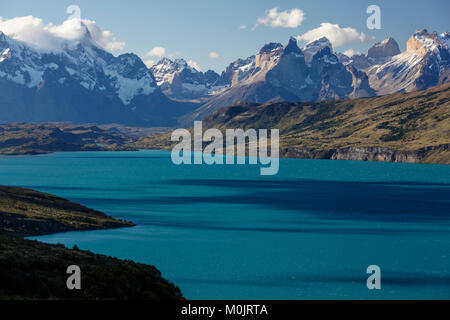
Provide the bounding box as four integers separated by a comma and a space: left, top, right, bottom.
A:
1, 150, 449, 299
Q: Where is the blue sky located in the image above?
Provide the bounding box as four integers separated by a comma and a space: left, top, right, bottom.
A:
0, 0, 449, 72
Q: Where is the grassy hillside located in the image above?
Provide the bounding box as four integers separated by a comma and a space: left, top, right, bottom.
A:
0, 186, 183, 300
130, 83, 450, 164
0, 186, 134, 237
0, 123, 136, 155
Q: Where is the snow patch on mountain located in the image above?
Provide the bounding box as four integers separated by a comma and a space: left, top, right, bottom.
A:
0, 26, 158, 104
303, 37, 332, 65
150, 57, 223, 100
103, 66, 155, 104
150, 58, 189, 86
440, 32, 450, 48
366, 30, 449, 94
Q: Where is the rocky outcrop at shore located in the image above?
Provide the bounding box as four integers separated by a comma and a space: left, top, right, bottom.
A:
288, 144, 450, 164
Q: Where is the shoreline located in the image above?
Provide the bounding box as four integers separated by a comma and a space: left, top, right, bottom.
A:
0, 186, 183, 300
1, 146, 449, 165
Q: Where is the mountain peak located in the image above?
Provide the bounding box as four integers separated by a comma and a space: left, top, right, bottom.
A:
158, 57, 173, 63
116, 53, 147, 70
60, 19, 95, 48
312, 46, 335, 61
174, 58, 191, 69
259, 42, 283, 54
440, 32, 450, 40
283, 37, 303, 55
381, 37, 395, 44
414, 29, 429, 37
440, 32, 450, 48
368, 37, 400, 59
78, 21, 93, 40
302, 37, 332, 64
306, 37, 332, 48
155, 57, 200, 72
407, 29, 448, 55
152, 57, 186, 71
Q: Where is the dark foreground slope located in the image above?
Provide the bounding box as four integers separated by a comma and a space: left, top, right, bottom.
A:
0, 186, 182, 300
132, 83, 450, 164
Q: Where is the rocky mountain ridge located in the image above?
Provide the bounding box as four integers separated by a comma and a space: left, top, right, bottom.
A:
0, 23, 448, 127
150, 57, 226, 101
0, 22, 196, 126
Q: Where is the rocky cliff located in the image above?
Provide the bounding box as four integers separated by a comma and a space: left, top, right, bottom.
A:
288, 144, 449, 163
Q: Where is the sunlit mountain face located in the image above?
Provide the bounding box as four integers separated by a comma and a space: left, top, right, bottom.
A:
0, 14, 448, 127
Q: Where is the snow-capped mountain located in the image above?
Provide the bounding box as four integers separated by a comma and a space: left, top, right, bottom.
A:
0, 21, 448, 127
337, 37, 401, 69
303, 37, 333, 65
219, 55, 255, 86
151, 58, 197, 87
184, 37, 366, 122
0, 22, 192, 126
365, 30, 450, 94
150, 57, 225, 100
183, 30, 449, 123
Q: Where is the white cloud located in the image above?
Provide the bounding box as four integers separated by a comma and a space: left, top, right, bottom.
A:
256, 7, 304, 28
239, 25, 247, 30
146, 46, 166, 58
297, 23, 375, 48
187, 60, 201, 71
80, 20, 125, 51
343, 49, 361, 57
143, 59, 155, 68
168, 51, 181, 59
0, 15, 125, 51
209, 51, 220, 59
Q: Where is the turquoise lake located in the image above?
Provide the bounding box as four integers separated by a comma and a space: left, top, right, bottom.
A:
1, 150, 449, 299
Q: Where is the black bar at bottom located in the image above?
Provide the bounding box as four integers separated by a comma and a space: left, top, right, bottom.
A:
1, 300, 447, 319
